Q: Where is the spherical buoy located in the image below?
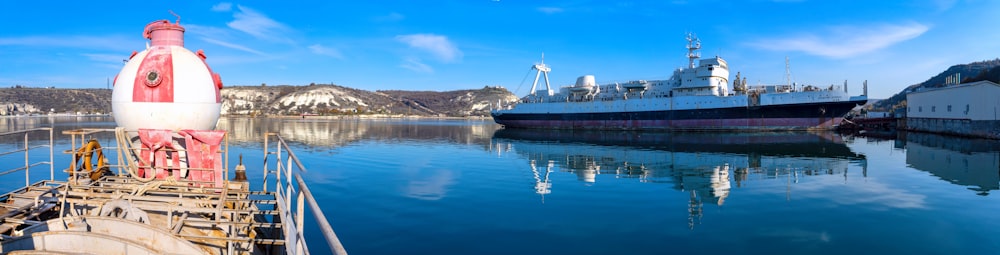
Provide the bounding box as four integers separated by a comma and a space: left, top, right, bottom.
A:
111, 19, 222, 131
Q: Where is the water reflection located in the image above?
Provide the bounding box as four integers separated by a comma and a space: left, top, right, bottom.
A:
218, 117, 497, 148
0, 115, 115, 133
0, 115, 117, 143
0, 116, 499, 147
903, 132, 1000, 195
490, 129, 866, 229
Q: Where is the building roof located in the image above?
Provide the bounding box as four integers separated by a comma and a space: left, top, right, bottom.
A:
908, 80, 1000, 95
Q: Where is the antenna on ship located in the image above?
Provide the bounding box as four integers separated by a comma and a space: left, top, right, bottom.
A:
686, 33, 701, 69
529, 53, 553, 96
785, 56, 793, 87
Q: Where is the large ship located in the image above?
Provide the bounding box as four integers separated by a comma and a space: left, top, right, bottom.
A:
491, 34, 869, 131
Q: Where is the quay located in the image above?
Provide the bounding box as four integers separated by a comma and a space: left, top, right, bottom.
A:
842, 116, 899, 132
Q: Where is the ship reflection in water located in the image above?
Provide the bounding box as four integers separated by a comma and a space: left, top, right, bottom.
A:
902, 132, 1000, 195
490, 129, 867, 229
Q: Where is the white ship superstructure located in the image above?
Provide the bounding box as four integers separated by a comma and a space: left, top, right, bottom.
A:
492, 34, 868, 130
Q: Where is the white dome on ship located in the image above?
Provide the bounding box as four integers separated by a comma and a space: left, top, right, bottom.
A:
575, 75, 596, 87
111, 19, 223, 131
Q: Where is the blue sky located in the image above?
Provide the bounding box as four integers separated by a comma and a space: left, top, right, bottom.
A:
1, 0, 998, 98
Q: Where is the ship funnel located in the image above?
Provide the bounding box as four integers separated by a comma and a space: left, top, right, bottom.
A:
144, 20, 185, 47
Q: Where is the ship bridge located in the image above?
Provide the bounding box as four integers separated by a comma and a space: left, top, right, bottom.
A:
670, 56, 730, 97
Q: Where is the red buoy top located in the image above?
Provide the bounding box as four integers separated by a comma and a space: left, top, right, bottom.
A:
144, 20, 185, 47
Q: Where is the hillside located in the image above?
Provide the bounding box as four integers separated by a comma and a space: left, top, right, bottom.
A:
872, 59, 1000, 111
378, 86, 514, 117
218, 84, 518, 117
963, 64, 1000, 84
0, 87, 111, 115
0, 84, 519, 117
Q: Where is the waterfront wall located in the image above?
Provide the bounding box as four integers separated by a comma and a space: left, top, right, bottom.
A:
906, 118, 1000, 139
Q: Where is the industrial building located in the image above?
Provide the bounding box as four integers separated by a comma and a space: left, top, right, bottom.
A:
907, 80, 1000, 139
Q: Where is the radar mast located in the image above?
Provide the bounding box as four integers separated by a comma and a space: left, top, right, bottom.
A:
686, 33, 701, 69
529, 53, 553, 96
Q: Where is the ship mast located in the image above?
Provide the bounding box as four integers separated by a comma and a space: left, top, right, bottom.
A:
529, 53, 553, 96
785, 56, 792, 86
686, 33, 701, 69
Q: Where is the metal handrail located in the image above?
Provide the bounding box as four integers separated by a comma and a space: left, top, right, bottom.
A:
0, 128, 54, 186
265, 133, 348, 255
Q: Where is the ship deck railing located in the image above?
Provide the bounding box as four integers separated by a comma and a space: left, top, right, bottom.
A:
0, 128, 55, 187
265, 132, 348, 255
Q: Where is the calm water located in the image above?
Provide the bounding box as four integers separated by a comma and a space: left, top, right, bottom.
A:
1, 116, 999, 255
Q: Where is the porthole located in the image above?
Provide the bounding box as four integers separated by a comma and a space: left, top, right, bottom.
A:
144, 70, 162, 87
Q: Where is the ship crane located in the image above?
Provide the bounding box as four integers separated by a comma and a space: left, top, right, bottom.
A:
529, 53, 554, 96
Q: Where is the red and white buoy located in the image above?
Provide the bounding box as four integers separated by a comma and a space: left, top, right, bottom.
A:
111, 18, 223, 131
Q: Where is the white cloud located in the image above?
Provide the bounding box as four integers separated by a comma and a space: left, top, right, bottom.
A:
211, 2, 232, 12
749, 23, 929, 58
309, 44, 343, 59
0, 35, 139, 52
375, 12, 405, 22
395, 34, 462, 62
404, 169, 455, 201
931, 0, 957, 11
227, 5, 292, 42
81, 53, 127, 64
754, 227, 831, 243
400, 57, 433, 73
786, 175, 927, 210
537, 7, 564, 14
200, 37, 266, 55
183, 24, 233, 38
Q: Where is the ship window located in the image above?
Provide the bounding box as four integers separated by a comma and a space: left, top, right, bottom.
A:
908, 107, 911, 112
947, 105, 952, 112
966, 104, 970, 114
918, 106, 922, 112
931, 106, 935, 112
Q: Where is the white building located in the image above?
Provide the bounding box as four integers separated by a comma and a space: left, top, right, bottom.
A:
907, 80, 1000, 138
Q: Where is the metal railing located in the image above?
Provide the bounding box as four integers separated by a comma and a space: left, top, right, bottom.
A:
264, 132, 347, 255
0, 128, 54, 186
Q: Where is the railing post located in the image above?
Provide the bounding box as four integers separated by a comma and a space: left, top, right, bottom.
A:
263, 133, 270, 193
223, 132, 229, 187
23, 132, 29, 186
48, 128, 53, 181
296, 191, 305, 255
276, 136, 282, 194
285, 154, 293, 221
70, 133, 77, 185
